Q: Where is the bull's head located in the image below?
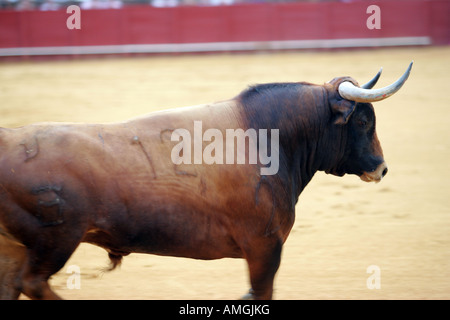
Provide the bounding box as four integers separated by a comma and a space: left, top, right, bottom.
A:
327, 62, 413, 182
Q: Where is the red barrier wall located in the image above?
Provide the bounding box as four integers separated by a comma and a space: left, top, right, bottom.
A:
0, 0, 448, 53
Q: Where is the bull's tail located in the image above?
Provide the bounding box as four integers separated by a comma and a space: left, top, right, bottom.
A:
104, 252, 124, 272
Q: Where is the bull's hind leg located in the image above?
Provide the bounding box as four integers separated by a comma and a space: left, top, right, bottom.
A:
17, 219, 85, 300
1, 195, 88, 299
20, 245, 76, 300
243, 237, 282, 300
0, 235, 26, 299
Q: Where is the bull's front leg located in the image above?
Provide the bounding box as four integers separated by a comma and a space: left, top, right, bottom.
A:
242, 236, 283, 300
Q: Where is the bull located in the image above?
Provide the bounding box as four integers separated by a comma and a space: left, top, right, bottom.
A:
0, 62, 412, 300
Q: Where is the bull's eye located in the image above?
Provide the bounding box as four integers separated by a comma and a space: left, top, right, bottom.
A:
357, 120, 367, 128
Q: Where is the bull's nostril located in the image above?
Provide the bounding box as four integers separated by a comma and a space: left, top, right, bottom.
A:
382, 167, 388, 177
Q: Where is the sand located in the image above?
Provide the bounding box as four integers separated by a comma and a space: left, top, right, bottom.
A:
0, 47, 449, 299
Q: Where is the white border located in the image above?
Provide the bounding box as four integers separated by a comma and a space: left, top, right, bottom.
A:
0, 37, 431, 56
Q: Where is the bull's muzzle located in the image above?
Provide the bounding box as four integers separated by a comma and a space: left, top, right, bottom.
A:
360, 162, 388, 183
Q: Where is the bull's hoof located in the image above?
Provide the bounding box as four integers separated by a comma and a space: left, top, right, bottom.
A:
239, 288, 254, 300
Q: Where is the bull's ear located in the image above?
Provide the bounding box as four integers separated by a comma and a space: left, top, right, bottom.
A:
327, 76, 357, 125
330, 97, 356, 125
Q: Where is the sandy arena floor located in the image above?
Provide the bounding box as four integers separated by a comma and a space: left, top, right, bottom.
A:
0, 47, 449, 299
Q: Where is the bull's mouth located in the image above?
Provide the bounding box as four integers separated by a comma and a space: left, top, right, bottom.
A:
360, 162, 388, 183
360, 172, 382, 183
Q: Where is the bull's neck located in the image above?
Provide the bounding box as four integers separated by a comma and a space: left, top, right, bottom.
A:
282, 125, 326, 205
239, 83, 333, 207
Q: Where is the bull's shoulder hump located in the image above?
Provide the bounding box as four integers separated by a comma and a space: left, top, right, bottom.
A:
128, 100, 238, 120
126, 100, 241, 128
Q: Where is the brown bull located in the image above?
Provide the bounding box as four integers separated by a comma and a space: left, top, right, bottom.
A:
0, 63, 412, 300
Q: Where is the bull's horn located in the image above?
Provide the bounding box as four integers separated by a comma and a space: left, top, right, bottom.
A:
361, 68, 382, 89
338, 61, 413, 102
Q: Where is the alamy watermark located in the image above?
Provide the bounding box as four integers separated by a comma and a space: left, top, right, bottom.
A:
170, 121, 279, 176
65, 263, 380, 292
366, 265, 381, 289
66, 264, 81, 289
66, 5, 81, 30
65, 5, 380, 34
366, 5, 381, 30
